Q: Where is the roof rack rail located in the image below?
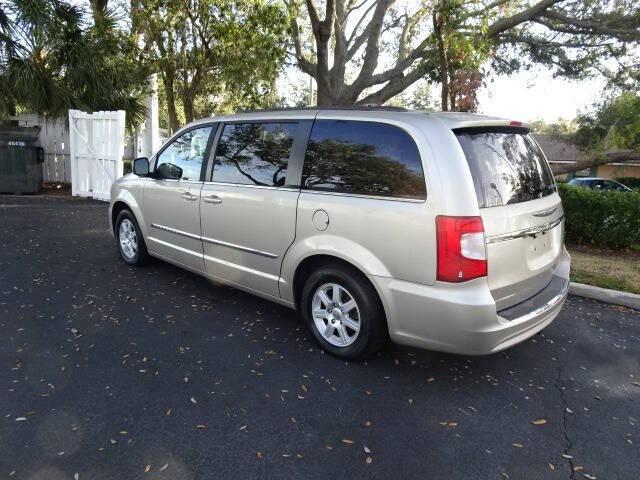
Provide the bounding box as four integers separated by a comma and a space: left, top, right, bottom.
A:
237, 105, 409, 113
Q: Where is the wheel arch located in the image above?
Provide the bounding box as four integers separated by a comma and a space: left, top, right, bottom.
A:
110, 189, 148, 238
291, 254, 388, 322
111, 201, 130, 233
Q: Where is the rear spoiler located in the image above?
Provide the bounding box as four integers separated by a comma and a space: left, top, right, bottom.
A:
453, 125, 531, 135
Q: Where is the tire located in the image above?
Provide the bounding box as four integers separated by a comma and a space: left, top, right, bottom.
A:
115, 209, 150, 266
300, 263, 388, 360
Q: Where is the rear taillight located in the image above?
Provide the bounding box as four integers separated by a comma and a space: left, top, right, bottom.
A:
436, 216, 487, 282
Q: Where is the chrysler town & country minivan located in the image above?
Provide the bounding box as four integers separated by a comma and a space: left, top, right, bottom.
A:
109, 108, 570, 359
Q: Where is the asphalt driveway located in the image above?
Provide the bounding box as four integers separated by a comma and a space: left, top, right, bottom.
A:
0, 196, 638, 480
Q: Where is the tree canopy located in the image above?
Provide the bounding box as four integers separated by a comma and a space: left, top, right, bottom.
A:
288, 0, 640, 108
132, 0, 289, 133
0, 0, 148, 127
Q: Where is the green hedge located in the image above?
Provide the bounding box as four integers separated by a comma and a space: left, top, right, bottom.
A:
558, 183, 640, 251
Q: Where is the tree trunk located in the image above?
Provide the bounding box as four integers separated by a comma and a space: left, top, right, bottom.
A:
314, 35, 335, 106
163, 71, 179, 134
433, 10, 449, 111
89, 0, 109, 26
183, 95, 194, 124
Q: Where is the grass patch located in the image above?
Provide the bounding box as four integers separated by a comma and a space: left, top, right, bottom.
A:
568, 245, 640, 295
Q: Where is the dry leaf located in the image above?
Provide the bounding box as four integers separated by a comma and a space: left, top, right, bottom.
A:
144, 465, 151, 473
342, 439, 354, 445
512, 443, 523, 448
531, 419, 547, 425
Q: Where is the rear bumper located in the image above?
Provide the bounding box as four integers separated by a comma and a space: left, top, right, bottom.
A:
369, 247, 571, 355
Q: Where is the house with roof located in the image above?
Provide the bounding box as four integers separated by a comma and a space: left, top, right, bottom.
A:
533, 134, 640, 181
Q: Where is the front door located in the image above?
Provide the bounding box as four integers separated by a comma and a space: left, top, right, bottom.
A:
200, 120, 309, 297
144, 124, 215, 272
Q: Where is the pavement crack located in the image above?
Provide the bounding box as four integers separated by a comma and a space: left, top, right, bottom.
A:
553, 353, 576, 480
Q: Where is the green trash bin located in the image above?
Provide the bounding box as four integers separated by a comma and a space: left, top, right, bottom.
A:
0, 126, 43, 194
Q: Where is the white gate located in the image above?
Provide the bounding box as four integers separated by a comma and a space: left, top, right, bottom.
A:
69, 109, 126, 201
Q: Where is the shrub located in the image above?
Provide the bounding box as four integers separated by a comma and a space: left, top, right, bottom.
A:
558, 183, 640, 251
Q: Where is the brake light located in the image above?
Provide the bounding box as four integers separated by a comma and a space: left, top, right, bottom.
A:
436, 216, 487, 282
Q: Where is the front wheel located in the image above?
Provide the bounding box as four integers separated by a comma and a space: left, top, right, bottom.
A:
115, 209, 150, 266
300, 264, 388, 360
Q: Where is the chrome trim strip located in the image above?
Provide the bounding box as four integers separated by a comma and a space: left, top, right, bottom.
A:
203, 181, 300, 192
200, 235, 279, 259
150, 179, 204, 184
301, 189, 426, 204
150, 223, 279, 259
150, 223, 201, 241
532, 206, 558, 217
504, 277, 569, 324
203, 254, 280, 281
486, 216, 563, 244
147, 236, 204, 258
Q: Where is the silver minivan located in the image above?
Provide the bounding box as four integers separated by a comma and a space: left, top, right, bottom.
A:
110, 108, 570, 359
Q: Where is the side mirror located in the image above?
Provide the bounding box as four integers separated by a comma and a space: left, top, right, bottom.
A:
133, 157, 150, 176
156, 162, 183, 180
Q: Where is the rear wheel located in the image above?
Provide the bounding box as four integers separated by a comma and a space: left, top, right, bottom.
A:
301, 264, 387, 360
115, 209, 150, 266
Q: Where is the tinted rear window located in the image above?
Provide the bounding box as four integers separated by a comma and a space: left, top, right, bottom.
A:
455, 128, 556, 208
302, 120, 426, 200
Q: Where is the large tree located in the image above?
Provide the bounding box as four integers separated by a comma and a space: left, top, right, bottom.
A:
0, 0, 148, 126
132, 0, 289, 133
288, 0, 640, 108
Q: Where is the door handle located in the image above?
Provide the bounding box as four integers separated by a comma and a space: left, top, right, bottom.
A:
203, 194, 223, 204
179, 191, 198, 201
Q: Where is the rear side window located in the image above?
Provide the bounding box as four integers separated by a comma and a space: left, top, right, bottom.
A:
302, 120, 426, 199
212, 122, 298, 187
455, 128, 556, 208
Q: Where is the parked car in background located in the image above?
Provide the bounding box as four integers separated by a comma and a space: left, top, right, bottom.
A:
109, 108, 570, 360
567, 177, 632, 192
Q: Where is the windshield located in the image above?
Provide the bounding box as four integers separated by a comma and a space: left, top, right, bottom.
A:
455, 127, 556, 208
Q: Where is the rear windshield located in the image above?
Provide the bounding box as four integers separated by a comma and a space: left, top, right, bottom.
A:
455, 127, 556, 208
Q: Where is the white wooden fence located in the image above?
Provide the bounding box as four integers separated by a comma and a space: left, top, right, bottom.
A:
69, 110, 126, 201
43, 153, 71, 183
